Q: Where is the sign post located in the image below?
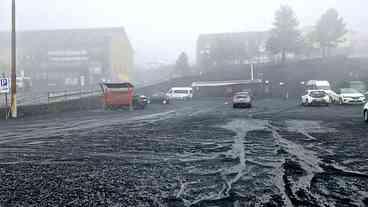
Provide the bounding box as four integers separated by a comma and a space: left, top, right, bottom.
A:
1, 77, 10, 120
0, 78, 10, 94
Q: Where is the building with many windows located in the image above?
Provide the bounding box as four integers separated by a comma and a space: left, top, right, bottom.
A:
196, 32, 269, 69
0, 27, 133, 90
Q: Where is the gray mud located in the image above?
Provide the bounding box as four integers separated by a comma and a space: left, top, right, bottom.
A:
0, 99, 367, 206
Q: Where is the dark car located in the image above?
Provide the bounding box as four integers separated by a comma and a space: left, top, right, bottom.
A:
150, 92, 170, 104
133, 95, 149, 109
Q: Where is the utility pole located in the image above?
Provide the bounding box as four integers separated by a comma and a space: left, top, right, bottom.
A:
10, 0, 17, 118
250, 63, 254, 81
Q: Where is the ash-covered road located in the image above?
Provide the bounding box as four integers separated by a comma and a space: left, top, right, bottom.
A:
0, 99, 368, 207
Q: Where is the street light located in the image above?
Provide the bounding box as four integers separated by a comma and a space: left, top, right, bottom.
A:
10, 0, 17, 118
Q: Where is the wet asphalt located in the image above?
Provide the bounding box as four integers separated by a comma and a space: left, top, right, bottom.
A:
0, 98, 367, 207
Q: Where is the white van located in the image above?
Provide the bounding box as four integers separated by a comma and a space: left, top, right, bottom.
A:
166, 87, 193, 100
306, 80, 331, 90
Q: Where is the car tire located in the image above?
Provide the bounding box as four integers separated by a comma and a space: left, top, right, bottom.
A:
302, 99, 307, 106
364, 110, 368, 122
233, 104, 237, 108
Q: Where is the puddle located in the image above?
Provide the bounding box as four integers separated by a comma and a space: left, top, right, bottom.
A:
270, 124, 323, 204
220, 119, 269, 195
184, 119, 271, 206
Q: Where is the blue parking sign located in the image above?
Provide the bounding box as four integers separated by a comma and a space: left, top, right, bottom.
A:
0, 78, 10, 93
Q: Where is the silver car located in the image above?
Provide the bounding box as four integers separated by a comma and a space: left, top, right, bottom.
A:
338, 88, 366, 105
233, 92, 252, 108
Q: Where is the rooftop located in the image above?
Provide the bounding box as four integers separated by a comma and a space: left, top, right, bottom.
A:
192, 79, 263, 87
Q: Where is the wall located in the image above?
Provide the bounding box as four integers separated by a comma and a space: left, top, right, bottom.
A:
110, 36, 134, 82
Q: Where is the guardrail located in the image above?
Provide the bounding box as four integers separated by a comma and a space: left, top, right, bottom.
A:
48, 89, 101, 104
1, 88, 101, 108
1, 88, 103, 119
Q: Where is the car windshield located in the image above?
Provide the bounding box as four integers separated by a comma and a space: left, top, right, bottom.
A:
236, 95, 249, 99
1, 1, 368, 206
341, 88, 359, 94
174, 90, 188, 94
318, 85, 331, 90
310, 91, 326, 96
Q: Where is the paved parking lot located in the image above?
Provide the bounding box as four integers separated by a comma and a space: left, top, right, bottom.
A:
0, 99, 367, 206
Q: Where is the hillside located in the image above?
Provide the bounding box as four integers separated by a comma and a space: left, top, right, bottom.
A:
137, 57, 368, 96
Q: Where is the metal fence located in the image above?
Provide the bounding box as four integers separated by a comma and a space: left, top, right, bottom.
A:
48, 89, 101, 104
0, 88, 101, 108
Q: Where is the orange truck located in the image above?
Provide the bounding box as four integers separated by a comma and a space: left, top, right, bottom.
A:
100, 82, 134, 110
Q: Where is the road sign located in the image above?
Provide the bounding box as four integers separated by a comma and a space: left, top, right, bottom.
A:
0, 78, 10, 94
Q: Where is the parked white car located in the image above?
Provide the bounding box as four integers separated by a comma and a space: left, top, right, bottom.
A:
363, 102, 368, 122
306, 80, 339, 103
166, 87, 193, 100
338, 88, 366, 105
301, 90, 330, 106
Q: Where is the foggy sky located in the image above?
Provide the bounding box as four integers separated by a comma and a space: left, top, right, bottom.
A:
0, 0, 367, 65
